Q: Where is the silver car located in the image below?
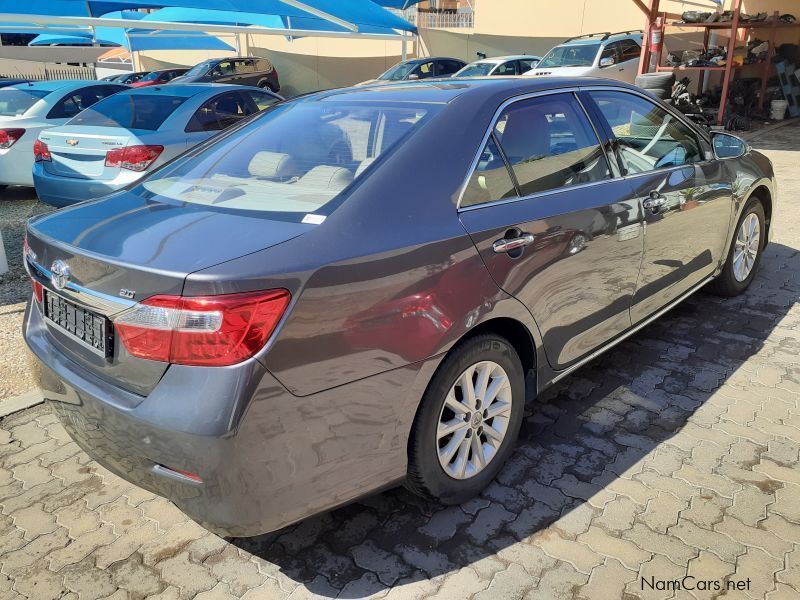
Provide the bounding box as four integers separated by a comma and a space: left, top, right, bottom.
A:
0, 80, 127, 189
454, 54, 542, 77
33, 84, 282, 207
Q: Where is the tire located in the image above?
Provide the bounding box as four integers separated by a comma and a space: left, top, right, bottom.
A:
406, 334, 525, 504
709, 196, 766, 297
635, 72, 676, 91
256, 78, 270, 90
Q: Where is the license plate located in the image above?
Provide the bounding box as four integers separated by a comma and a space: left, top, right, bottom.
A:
43, 290, 113, 358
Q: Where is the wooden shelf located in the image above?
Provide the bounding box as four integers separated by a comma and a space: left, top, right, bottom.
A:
656, 65, 728, 72
669, 20, 800, 30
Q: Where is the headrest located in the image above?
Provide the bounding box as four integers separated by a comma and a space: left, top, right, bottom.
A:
355, 157, 376, 179
248, 151, 297, 179
297, 166, 354, 191
500, 108, 550, 161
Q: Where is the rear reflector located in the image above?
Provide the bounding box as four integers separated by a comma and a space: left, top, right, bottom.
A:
114, 289, 291, 366
154, 464, 203, 483
33, 139, 51, 162
0, 128, 25, 150
31, 279, 43, 304
105, 145, 164, 172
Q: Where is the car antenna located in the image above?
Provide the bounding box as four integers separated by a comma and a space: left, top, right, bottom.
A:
476, 51, 487, 60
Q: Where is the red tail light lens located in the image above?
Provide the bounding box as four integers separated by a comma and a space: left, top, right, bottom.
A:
114, 289, 291, 366
33, 139, 51, 162
0, 128, 25, 149
105, 145, 164, 172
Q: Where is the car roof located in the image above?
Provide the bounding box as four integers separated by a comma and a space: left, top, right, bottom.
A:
402, 56, 464, 64
562, 33, 643, 46
470, 55, 541, 64
308, 76, 638, 105
6, 80, 102, 93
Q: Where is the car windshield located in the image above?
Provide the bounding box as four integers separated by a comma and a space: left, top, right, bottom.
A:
184, 61, 214, 78
377, 62, 418, 81
538, 44, 601, 68
68, 94, 187, 130
136, 100, 441, 220
0, 89, 49, 116
456, 62, 497, 77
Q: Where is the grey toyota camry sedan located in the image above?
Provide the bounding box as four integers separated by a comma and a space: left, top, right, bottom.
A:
23, 77, 776, 536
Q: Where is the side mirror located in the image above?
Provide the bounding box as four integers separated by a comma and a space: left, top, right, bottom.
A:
407, 74, 420, 80
599, 56, 616, 68
712, 132, 748, 159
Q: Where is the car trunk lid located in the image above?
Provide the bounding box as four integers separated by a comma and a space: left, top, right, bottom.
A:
39, 126, 133, 180
26, 191, 312, 395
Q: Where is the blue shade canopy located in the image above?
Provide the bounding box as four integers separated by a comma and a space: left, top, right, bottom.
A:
29, 10, 235, 51
0, 0, 416, 32
140, 6, 403, 35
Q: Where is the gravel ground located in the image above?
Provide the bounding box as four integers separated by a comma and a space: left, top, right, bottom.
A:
0, 187, 53, 401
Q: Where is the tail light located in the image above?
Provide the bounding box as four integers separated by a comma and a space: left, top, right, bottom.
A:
114, 289, 291, 366
0, 128, 25, 149
105, 145, 164, 172
33, 139, 51, 162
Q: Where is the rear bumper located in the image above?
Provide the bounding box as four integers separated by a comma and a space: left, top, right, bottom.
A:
23, 298, 418, 536
32, 164, 139, 208
0, 146, 34, 187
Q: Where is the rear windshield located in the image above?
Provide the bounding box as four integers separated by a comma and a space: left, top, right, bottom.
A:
0, 89, 49, 116
136, 100, 440, 220
68, 94, 187, 130
538, 44, 600, 68
456, 62, 496, 77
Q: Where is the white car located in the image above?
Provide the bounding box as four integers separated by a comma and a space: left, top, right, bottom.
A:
454, 55, 542, 78
525, 31, 643, 84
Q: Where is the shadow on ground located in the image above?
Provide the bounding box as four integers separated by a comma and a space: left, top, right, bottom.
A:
229, 237, 798, 596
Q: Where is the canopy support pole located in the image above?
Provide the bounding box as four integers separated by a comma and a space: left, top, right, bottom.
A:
401, 31, 407, 60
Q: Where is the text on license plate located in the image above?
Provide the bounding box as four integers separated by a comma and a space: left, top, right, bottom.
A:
43, 290, 112, 358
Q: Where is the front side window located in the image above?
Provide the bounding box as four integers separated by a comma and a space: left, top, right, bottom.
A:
600, 42, 623, 64
139, 101, 440, 219
139, 71, 163, 83
245, 90, 280, 111
70, 94, 186, 130
493, 61, 517, 76
462, 135, 517, 207
456, 62, 496, 77
619, 39, 642, 62
493, 93, 611, 197
210, 61, 235, 77
437, 60, 464, 76
589, 90, 703, 174
518, 59, 538, 73
538, 44, 600, 68
413, 62, 435, 79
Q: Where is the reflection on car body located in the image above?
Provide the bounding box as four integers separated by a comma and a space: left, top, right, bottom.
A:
24, 77, 776, 536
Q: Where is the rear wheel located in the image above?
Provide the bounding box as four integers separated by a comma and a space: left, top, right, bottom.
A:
256, 78, 275, 92
406, 334, 525, 504
710, 196, 765, 296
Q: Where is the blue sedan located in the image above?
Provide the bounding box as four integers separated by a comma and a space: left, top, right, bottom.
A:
33, 83, 282, 207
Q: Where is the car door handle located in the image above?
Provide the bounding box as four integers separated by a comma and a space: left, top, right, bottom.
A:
493, 233, 535, 254
643, 192, 667, 210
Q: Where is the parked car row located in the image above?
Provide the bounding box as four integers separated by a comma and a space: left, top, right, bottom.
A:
360, 30, 644, 87
101, 56, 281, 92
0, 73, 282, 204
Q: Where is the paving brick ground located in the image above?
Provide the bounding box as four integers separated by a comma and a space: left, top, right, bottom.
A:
1, 122, 799, 599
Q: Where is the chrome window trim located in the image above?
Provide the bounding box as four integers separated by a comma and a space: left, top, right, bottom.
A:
456, 86, 615, 212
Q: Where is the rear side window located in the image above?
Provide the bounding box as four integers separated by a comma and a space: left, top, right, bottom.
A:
68, 94, 187, 130
518, 59, 538, 73
589, 90, 702, 174
186, 92, 254, 133
139, 101, 440, 219
235, 60, 254, 74
255, 58, 274, 73
461, 135, 517, 207
493, 93, 611, 197
47, 85, 123, 119
0, 89, 49, 116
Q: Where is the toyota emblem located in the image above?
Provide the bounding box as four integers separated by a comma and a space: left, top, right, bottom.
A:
50, 260, 71, 290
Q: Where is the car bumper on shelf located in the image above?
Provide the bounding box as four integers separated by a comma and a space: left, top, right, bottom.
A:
23, 299, 421, 537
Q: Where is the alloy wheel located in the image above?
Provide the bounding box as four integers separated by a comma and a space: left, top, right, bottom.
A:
733, 212, 760, 282
436, 361, 512, 480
